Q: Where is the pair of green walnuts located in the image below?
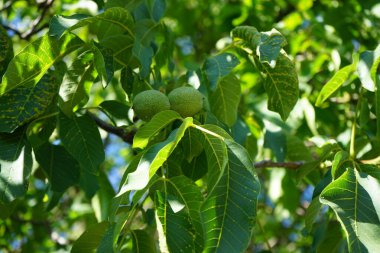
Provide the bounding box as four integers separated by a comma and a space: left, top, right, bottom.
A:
133, 87, 203, 121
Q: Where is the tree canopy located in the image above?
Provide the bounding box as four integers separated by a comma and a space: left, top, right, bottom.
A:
0, 0, 380, 252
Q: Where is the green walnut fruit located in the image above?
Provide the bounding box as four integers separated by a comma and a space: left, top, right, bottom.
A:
168, 87, 203, 117
133, 90, 170, 121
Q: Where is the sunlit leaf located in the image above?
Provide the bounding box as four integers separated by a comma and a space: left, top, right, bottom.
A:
133, 110, 182, 149
0, 71, 60, 133
320, 168, 380, 253
0, 128, 32, 203
0, 33, 83, 95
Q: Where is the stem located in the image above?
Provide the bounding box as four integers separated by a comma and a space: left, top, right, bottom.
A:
349, 89, 363, 158
191, 124, 225, 141
257, 219, 273, 252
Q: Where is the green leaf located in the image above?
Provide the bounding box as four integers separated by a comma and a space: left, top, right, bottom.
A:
133, 110, 182, 149
316, 63, 356, 106
59, 53, 96, 115
58, 112, 105, 174
50, 7, 134, 38
71, 221, 110, 253
181, 128, 204, 163
256, 52, 299, 121
320, 168, 380, 253
34, 143, 80, 192
0, 128, 33, 203
305, 197, 322, 232
231, 26, 261, 50
316, 221, 346, 253
99, 100, 130, 120
0, 25, 13, 76
0, 71, 60, 133
203, 53, 240, 90
131, 229, 158, 253
153, 176, 204, 252
155, 191, 195, 253
92, 44, 114, 88
0, 33, 83, 95
181, 151, 208, 181
257, 29, 287, 68
331, 151, 350, 180
117, 118, 193, 195
209, 74, 241, 127
201, 139, 260, 252
133, 41, 154, 78
151, 0, 166, 22
357, 46, 380, 92
100, 34, 134, 68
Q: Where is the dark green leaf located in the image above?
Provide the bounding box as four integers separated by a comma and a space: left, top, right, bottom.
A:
0, 25, 13, 76
231, 26, 261, 50
201, 139, 260, 252
92, 44, 114, 88
209, 74, 241, 127
258, 29, 287, 68
0, 128, 33, 203
320, 169, 380, 253
256, 52, 299, 120
0, 71, 60, 133
133, 110, 181, 149
58, 112, 105, 174
71, 221, 109, 253
133, 41, 154, 78
99, 100, 130, 120
305, 197, 322, 232
101, 34, 134, 69
34, 143, 80, 192
181, 128, 204, 163
203, 53, 240, 90
0, 33, 83, 95
131, 229, 158, 253
151, 0, 166, 21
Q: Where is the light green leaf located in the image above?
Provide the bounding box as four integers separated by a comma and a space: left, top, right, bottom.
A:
71, 221, 110, 253
34, 143, 80, 192
257, 52, 299, 121
0, 33, 83, 95
133, 110, 182, 149
357, 45, 380, 92
320, 169, 380, 253
58, 112, 105, 174
331, 151, 350, 180
203, 53, 240, 90
0, 25, 13, 76
201, 139, 260, 253
0, 71, 60, 133
0, 128, 33, 203
316, 63, 356, 106
231, 26, 261, 50
117, 118, 193, 195
49, 13, 88, 38
131, 229, 158, 253
209, 74, 241, 127
59, 53, 96, 115
153, 176, 204, 252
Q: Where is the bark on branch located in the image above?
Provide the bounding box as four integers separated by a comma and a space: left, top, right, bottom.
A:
254, 160, 305, 169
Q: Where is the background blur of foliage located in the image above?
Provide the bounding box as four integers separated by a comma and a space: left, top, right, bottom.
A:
1, 0, 380, 252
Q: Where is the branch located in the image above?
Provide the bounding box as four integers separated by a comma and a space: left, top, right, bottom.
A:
2, 0, 54, 40
254, 160, 305, 170
87, 112, 135, 144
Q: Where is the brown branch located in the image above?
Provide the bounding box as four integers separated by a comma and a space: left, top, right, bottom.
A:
254, 160, 305, 170
88, 112, 136, 144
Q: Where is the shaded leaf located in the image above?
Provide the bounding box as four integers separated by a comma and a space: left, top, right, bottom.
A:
34, 143, 80, 192
99, 100, 130, 120
0, 128, 33, 203
256, 52, 299, 120
305, 197, 322, 232
71, 221, 109, 253
231, 26, 261, 50
58, 112, 105, 174
203, 53, 240, 90
0, 71, 60, 133
209, 74, 241, 127
133, 41, 154, 78
320, 169, 380, 253
0, 33, 83, 95
258, 28, 287, 68
201, 139, 260, 252
0, 25, 13, 76
133, 110, 181, 149
131, 229, 158, 253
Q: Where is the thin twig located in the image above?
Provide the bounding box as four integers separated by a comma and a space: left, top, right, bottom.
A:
254, 160, 305, 169
87, 112, 135, 144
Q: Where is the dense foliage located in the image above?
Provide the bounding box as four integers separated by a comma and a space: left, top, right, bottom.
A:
1, 0, 380, 252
